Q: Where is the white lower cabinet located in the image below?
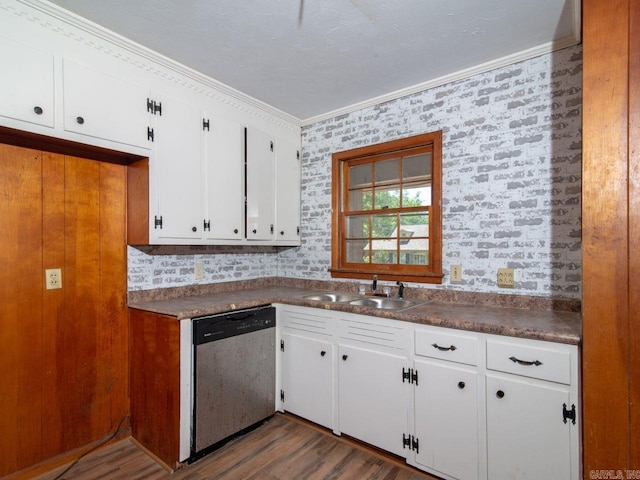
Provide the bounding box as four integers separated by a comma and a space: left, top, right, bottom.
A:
281, 332, 334, 429
414, 359, 480, 480
276, 305, 580, 480
338, 344, 408, 457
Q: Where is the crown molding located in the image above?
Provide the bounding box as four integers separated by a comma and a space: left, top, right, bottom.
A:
16, 0, 303, 129
301, 34, 581, 126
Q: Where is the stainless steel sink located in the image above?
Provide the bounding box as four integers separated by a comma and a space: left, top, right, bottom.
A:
348, 297, 420, 310
303, 292, 363, 303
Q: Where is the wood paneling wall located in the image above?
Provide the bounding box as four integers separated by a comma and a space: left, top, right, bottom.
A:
0, 144, 128, 477
583, 0, 639, 473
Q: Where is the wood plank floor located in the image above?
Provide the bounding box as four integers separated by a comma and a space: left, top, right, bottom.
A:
32, 414, 437, 480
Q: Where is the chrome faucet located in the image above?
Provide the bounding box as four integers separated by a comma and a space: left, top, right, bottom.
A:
372, 275, 378, 294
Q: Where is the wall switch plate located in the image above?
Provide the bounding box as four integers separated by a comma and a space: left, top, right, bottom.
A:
45, 268, 62, 290
497, 268, 514, 288
194, 262, 204, 280
450, 264, 462, 282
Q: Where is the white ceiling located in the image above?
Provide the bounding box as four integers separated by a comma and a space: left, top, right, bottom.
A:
44, 0, 580, 124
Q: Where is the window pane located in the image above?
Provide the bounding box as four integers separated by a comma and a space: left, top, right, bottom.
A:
399, 212, 429, 265
371, 214, 397, 238
346, 239, 369, 263
375, 158, 400, 184
374, 186, 400, 210
346, 215, 369, 238
349, 163, 372, 189
402, 184, 431, 207
403, 153, 431, 180
372, 247, 397, 264
348, 188, 372, 211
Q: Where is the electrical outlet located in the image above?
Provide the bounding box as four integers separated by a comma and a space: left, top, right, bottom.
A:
497, 268, 514, 288
45, 268, 62, 290
450, 264, 462, 282
194, 262, 204, 280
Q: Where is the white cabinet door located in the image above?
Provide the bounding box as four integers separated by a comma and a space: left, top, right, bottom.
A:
414, 359, 480, 480
62, 59, 149, 149
153, 94, 204, 240
246, 127, 275, 240
338, 344, 408, 457
486, 375, 574, 480
203, 115, 244, 240
282, 332, 334, 429
274, 138, 301, 243
0, 36, 54, 128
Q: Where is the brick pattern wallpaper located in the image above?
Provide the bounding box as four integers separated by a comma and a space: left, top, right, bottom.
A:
128, 46, 582, 298
278, 45, 583, 298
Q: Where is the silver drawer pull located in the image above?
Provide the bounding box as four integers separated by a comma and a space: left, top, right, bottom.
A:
432, 343, 457, 352
509, 356, 542, 366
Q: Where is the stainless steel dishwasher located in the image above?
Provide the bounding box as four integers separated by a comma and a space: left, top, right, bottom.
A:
191, 305, 276, 460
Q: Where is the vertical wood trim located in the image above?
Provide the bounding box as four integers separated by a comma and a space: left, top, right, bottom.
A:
126, 158, 149, 245
129, 309, 181, 468
582, 0, 631, 472
629, 0, 640, 468
41, 151, 66, 459
0, 144, 44, 476
99, 162, 130, 431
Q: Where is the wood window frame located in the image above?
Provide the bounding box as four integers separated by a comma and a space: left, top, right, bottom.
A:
330, 131, 443, 284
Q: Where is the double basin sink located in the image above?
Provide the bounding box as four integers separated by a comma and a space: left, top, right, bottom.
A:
303, 292, 424, 311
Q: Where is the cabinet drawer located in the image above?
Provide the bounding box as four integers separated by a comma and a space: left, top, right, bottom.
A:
415, 328, 479, 366
486, 339, 572, 385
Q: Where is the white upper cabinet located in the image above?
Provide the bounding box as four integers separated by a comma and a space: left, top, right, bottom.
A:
246, 127, 275, 241
62, 59, 150, 149
151, 92, 204, 241
203, 115, 244, 241
275, 138, 301, 244
0, 36, 54, 128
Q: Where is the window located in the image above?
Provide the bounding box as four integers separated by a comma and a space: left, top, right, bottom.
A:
330, 131, 443, 283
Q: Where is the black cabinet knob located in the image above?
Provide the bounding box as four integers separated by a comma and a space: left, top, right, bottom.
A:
192, 226, 197, 232
320, 350, 326, 357
496, 390, 505, 399
342, 354, 348, 361
280, 231, 284, 235
33, 106, 43, 115
76, 116, 84, 125
458, 381, 466, 389
234, 229, 239, 234
252, 229, 257, 234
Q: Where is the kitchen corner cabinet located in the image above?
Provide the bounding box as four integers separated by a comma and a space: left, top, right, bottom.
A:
274, 138, 301, 242
281, 332, 334, 429
0, 36, 54, 128
246, 127, 275, 240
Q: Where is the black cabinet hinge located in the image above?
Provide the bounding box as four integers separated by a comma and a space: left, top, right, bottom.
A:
203, 118, 210, 131
147, 98, 162, 116
204, 219, 211, 232
296, 226, 300, 236
402, 367, 418, 385
270, 141, 274, 152
154, 215, 163, 229
147, 127, 154, 142
296, 150, 300, 160
280, 389, 285, 402
563, 403, 576, 424
270, 224, 274, 234
402, 434, 419, 453
280, 339, 285, 352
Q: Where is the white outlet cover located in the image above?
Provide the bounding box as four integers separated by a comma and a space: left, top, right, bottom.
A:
45, 268, 62, 290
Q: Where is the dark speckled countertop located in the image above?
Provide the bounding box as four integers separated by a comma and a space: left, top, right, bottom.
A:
128, 278, 581, 345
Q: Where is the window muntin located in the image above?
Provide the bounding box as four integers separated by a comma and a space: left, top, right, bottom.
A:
331, 132, 442, 283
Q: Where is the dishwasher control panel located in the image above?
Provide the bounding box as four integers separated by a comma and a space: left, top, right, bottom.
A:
193, 305, 275, 345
